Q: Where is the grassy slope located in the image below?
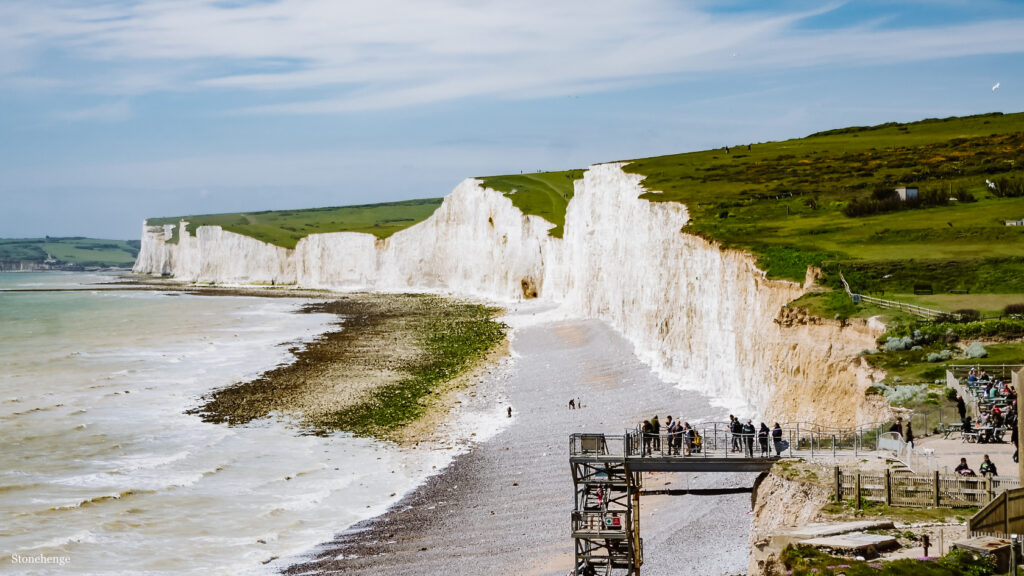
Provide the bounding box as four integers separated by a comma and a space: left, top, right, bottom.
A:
0, 238, 139, 267
623, 112, 1024, 283
477, 170, 585, 238
147, 198, 443, 249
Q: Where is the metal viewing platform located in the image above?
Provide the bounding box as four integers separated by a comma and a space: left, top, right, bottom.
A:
569, 422, 914, 575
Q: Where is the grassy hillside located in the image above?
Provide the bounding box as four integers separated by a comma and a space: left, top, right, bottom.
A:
147, 198, 443, 249
0, 237, 140, 267
478, 112, 1024, 297
477, 170, 584, 238
624, 112, 1024, 285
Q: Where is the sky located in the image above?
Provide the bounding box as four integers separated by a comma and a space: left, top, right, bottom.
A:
1, 0, 1023, 239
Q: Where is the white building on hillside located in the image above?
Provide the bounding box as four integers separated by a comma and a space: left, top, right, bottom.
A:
895, 186, 918, 201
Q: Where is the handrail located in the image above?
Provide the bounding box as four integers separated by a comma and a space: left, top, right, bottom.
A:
947, 370, 981, 420
878, 431, 938, 473
948, 364, 1024, 377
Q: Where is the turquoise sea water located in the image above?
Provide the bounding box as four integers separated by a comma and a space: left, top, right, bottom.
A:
0, 273, 452, 575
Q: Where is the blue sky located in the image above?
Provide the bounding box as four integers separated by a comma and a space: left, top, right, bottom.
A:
1, 0, 1023, 239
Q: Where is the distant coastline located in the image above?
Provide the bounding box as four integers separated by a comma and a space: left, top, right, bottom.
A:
0, 262, 133, 272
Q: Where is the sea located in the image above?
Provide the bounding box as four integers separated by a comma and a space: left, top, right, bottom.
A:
0, 272, 479, 575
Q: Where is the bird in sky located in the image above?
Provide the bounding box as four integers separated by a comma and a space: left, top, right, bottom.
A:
992, 82, 1000, 92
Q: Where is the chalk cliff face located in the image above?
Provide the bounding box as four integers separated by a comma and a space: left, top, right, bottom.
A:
134, 164, 887, 424
550, 164, 887, 423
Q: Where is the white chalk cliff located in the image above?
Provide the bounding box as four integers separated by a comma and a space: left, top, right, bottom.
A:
134, 164, 887, 425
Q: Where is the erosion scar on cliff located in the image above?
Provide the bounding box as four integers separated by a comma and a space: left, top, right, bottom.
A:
190, 293, 507, 439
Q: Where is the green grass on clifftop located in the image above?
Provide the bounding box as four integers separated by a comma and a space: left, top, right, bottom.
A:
0, 237, 139, 267
623, 112, 1024, 283
477, 170, 584, 238
147, 198, 443, 249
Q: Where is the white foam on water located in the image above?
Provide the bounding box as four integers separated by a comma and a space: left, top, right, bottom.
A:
0, 272, 485, 575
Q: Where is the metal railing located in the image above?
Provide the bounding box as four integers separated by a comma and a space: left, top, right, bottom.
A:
948, 370, 981, 420
573, 420, 942, 472
583, 421, 910, 460
948, 364, 1024, 379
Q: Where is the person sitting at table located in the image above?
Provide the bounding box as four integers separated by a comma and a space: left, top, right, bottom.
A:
969, 369, 978, 383
956, 457, 976, 476
980, 454, 998, 477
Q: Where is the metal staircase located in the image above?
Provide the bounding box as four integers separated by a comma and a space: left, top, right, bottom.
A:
570, 434, 643, 575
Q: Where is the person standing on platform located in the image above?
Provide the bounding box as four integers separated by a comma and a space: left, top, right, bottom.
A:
730, 415, 743, 453
758, 423, 770, 457
742, 420, 756, 457
651, 415, 661, 453
772, 422, 784, 456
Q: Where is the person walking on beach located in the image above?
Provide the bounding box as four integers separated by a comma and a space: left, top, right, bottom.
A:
651, 415, 661, 453
569, 399, 575, 410
742, 420, 756, 457
641, 420, 653, 456
772, 422, 784, 456
758, 423, 770, 458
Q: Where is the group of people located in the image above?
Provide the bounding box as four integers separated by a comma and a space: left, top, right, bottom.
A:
640, 416, 702, 456
959, 369, 1020, 452
888, 417, 915, 447
637, 415, 788, 458
729, 416, 787, 458
955, 455, 999, 477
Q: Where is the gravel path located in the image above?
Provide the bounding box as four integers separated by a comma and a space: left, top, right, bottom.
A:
284, 318, 757, 576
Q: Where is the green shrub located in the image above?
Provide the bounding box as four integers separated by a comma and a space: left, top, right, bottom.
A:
1004, 303, 1024, 316
955, 309, 981, 322
965, 342, 988, 358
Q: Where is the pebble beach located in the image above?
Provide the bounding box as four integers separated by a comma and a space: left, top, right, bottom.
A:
284, 316, 757, 576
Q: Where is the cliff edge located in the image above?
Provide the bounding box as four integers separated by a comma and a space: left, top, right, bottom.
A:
134, 163, 889, 424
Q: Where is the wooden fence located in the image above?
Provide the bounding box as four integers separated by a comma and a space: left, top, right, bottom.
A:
838, 271, 953, 321
836, 467, 1020, 509
970, 488, 1024, 535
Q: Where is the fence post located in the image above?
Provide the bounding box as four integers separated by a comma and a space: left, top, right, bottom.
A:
1011, 535, 1018, 576
987, 477, 994, 503
885, 469, 892, 505
934, 470, 941, 507
835, 466, 842, 502
856, 473, 862, 510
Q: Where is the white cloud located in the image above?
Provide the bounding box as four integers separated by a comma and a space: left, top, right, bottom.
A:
1, 0, 1023, 112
